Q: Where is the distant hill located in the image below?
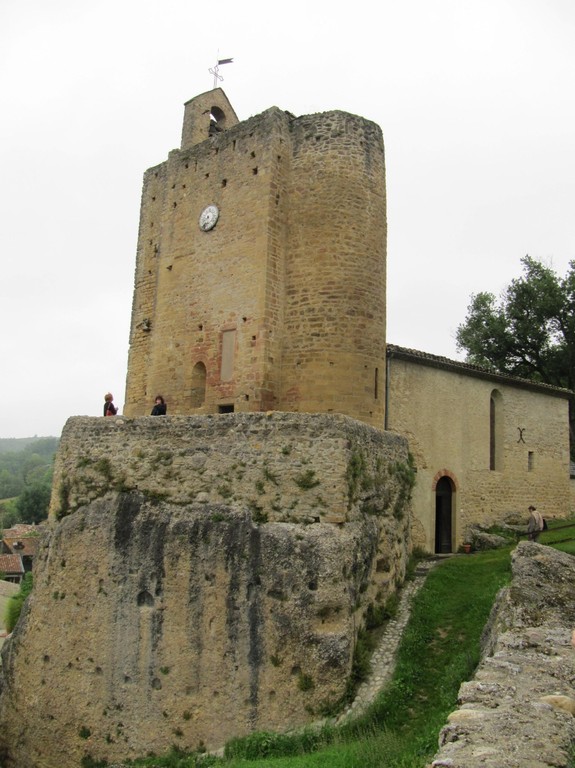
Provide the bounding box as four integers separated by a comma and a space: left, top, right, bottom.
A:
0, 437, 59, 454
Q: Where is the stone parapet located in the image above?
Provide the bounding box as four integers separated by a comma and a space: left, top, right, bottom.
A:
50, 412, 409, 526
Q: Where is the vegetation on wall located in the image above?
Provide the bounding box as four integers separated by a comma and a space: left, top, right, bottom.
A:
390, 454, 416, 520
4, 572, 33, 633
346, 449, 367, 507
346, 449, 415, 520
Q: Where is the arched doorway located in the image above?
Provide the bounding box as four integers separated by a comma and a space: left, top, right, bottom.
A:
434, 476, 453, 553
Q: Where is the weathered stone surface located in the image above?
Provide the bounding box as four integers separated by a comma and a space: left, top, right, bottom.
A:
49, 412, 409, 527
429, 542, 575, 767
468, 530, 509, 551
0, 413, 413, 768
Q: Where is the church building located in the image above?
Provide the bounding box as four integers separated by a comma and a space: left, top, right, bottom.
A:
124, 88, 572, 552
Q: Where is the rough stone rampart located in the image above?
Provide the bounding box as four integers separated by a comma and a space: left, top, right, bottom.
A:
0, 413, 413, 767
49, 412, 408, 526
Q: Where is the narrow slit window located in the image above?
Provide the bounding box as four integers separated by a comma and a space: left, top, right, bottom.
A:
221, 329, 236, 382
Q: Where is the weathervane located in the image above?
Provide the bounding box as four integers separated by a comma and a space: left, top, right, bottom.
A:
209, 55, 234, 89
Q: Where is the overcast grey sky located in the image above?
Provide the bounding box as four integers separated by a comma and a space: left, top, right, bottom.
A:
1, 0, 574, 438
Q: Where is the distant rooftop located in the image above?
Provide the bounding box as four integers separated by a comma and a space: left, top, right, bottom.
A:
0, 554, 24, 575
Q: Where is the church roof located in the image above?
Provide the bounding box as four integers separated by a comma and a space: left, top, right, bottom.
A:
387, 344, 572, 399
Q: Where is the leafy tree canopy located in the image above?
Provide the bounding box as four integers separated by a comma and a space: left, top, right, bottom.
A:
0, 499, 21, 530
0, 438, 58, 501
15, 483, 51, 524
456, 255, 575, 454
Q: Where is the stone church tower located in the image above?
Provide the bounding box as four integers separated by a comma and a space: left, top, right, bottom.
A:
124, 89, 387, 426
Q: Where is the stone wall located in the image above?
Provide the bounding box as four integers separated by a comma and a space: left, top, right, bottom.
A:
429, 542, 575, 767
0, 413, 413, 768
278, 111, 387, 424
49, 412, 409, 527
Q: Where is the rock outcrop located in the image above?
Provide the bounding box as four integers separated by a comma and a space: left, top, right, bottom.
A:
0, 413, 413, 768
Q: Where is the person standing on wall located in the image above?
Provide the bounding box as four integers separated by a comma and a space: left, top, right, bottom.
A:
103, 393, 117, 416
527, 505, 544, 541
151, 395, 167, 416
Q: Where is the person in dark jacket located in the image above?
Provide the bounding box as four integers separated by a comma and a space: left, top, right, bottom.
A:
103, 393, 117, 416
151, 395, 167, 416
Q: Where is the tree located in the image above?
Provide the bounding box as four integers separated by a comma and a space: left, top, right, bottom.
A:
15, 483, 51, 524
456, 256, 575, 456
0, 499, 21, 530
0, 468, 21, 500
0, 438, 57, 501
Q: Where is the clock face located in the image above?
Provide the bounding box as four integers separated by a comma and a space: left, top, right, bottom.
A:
199, 204, 219, 231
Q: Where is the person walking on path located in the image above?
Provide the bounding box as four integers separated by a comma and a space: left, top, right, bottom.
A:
527, 505, 544, 541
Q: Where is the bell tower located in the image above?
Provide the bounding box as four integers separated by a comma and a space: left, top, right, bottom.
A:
180, 88, 239, 150
124, 90, 387, 427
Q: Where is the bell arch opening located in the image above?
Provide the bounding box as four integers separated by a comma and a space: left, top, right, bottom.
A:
209, 106, 227, 135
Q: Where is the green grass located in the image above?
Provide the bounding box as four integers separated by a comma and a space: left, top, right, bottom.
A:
535, 516, 575, 555
225, 548, 511, 767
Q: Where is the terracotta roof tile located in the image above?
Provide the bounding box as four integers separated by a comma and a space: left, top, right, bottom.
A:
2, 524, 40, 557
2, 524, 39, 537
0, 554, 24, 575
3, 536, 38, 556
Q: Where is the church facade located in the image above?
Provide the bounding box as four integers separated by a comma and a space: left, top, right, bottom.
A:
124, 89, 572, 552
386, 345, 571, 549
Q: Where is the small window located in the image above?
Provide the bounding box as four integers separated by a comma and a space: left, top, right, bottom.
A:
218, 404, 234, 413
528, 451, 534, 471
